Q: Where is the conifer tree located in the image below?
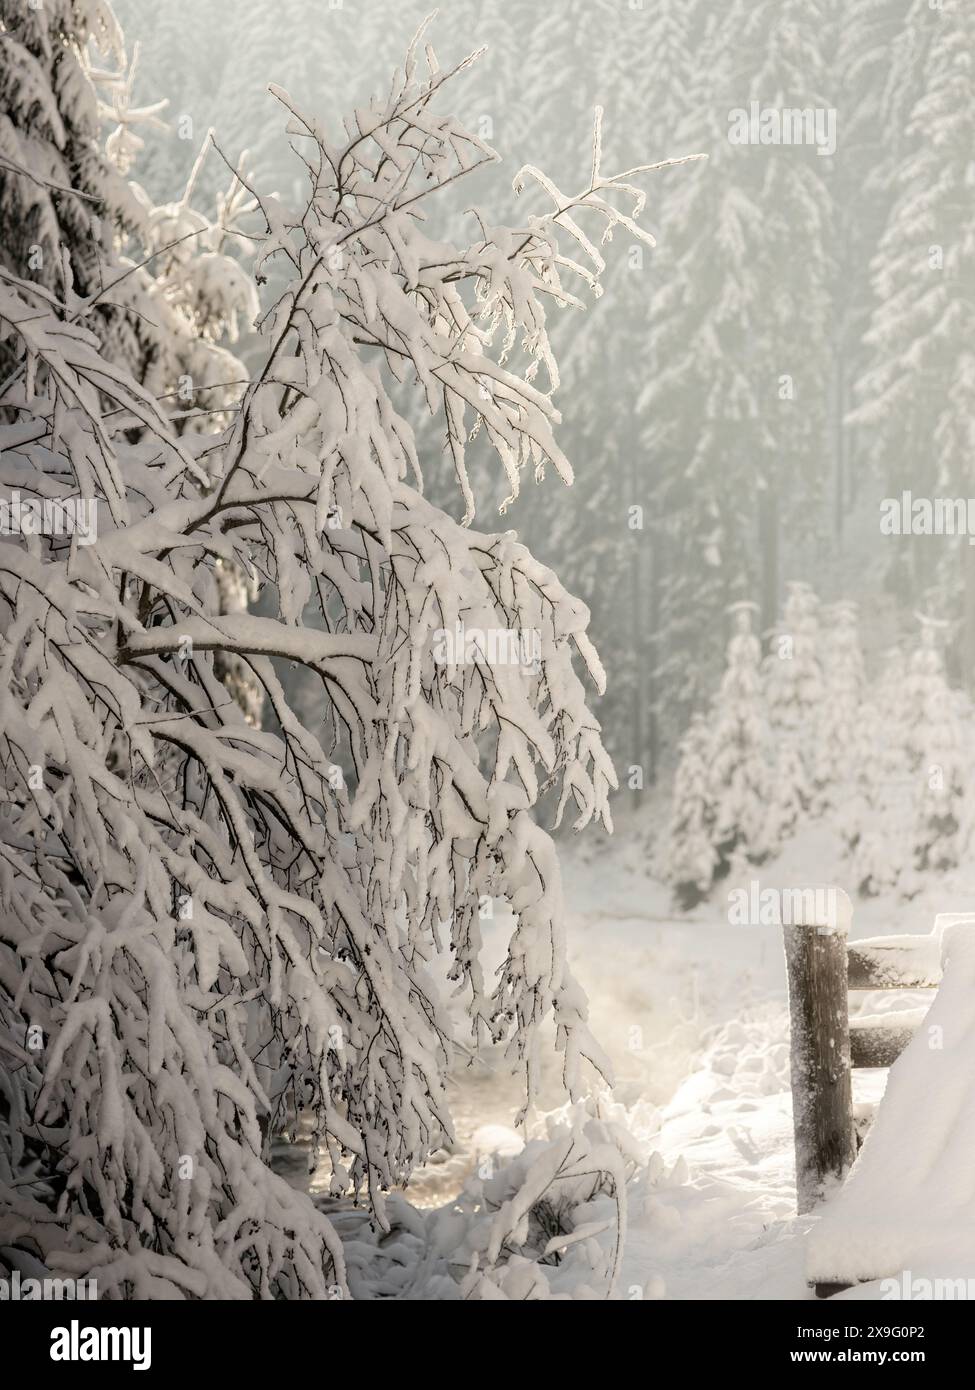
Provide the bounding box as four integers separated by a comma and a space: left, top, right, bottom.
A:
853, 2, 975, 672
0, 0, 145, 367
764, 734, 809, 852
708, 603, 773, 870
907, 618, 964, 873
812, 600, 866, 813
661, 714, 718, 907
848, 646, 917, 897
763, 581, 824, 822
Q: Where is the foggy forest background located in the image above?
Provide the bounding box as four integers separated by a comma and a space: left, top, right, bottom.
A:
113, 0, 973, 801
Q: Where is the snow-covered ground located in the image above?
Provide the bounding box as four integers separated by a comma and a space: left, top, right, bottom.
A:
302, 820, 975, 1298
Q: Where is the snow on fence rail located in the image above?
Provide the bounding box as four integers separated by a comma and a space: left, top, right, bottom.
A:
846, 934, 943, 991
782, 899, 969, 1218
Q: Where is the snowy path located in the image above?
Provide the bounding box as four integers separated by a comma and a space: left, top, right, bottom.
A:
626, 1009, 806, 1299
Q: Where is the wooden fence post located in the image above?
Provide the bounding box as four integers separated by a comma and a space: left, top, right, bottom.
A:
783, 890, 856, 1214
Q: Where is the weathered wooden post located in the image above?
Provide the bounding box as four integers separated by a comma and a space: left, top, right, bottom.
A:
783, 887, 856, 1214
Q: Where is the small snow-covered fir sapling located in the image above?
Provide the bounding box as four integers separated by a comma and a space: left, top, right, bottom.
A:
0, 23, 702, 1298
763, 732, 808, 854
848, 645, 917, 898
708, 601, 773, 871
763, 580, 823, 798
907, 616, 965, 874
661, 713, 718, 908
905, 614, 953, 769
812, 600, 866, 814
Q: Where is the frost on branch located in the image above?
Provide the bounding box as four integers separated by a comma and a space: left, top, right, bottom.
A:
0, 26, 681, 1296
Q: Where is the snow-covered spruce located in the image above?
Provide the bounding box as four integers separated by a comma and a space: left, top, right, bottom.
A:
907, 620, 965, 875
659, 714, 717, 908
847, 646, 917, 900
0, 31, 694, 1297
811, 600, 865, 815
1, 0, 264, 725
662, 601, 774, 903
0, 0, 142, 361
763, 581, 823, 784
706, 603, 773, 872
0, 0, 259, 414
763, 733, 809, 853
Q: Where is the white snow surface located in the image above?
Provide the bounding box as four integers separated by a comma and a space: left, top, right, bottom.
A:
313, 819, 975, 1298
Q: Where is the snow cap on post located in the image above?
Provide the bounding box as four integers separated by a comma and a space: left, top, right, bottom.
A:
785, 883, 852, 935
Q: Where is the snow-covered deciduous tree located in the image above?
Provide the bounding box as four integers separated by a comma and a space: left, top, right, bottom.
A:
0, 29, 687, 1298
121, 135, 265, 726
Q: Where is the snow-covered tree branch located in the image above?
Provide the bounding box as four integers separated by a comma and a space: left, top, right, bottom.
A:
0, 22, 680, 1298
